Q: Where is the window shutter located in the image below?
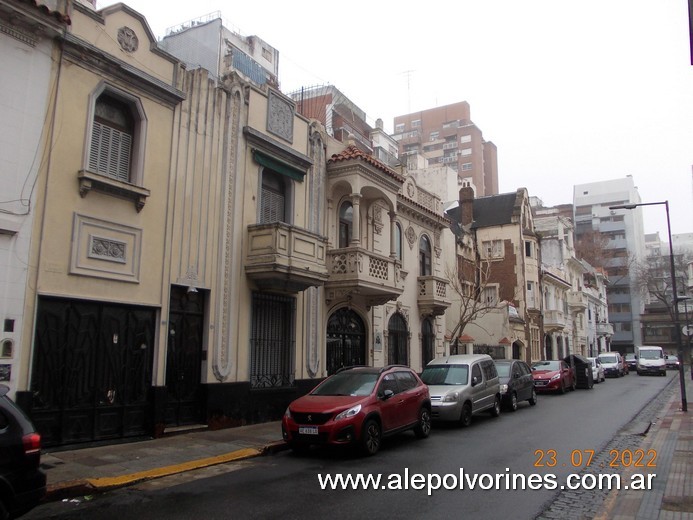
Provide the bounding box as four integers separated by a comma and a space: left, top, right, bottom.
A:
89, 121, 132, 182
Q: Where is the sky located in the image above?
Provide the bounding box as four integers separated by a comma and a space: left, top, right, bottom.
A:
100, 0, 693, 239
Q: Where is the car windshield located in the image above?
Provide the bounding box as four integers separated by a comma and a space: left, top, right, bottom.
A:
532, 360, 560, 371
420, 365, 469, 385
600, 355, 618, 363
495, 364, 511, 377
640, 350, 661, 360
311, 372, 379, 396
667, 355, 678, 362
626, 354, 636, 360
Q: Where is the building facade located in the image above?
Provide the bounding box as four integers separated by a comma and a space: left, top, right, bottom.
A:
573, 176, 646, 353
0, 0, 70, 396
392, 101, 499, 197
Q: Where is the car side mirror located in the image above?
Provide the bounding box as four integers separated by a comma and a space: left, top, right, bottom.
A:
381, 389, 394, 400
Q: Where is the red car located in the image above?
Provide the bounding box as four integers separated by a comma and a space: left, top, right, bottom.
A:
531, 360, 576, 394
282, 365, 431, 456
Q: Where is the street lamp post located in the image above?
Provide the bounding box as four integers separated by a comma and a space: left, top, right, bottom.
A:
609, 200, 687, 412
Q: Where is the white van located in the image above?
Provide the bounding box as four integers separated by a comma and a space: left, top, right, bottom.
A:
635, 346, 666, 376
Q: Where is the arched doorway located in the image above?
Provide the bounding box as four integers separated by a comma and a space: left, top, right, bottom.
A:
421, 318, 435, 367
388, 312, 409, 365
326, 308, 366, 375
512, 341, 523, 360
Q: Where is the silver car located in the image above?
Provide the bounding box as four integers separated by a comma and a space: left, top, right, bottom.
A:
420, 354, 501, 426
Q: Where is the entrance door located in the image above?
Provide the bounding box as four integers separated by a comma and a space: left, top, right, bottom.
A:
421, 318, 435, 366
388, 312, 409, 365
326, 308, 366, 374
31, 297, 155, 447
165, 286, 204, 426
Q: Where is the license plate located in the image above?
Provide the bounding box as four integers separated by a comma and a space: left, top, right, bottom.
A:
299, 426, 318, 435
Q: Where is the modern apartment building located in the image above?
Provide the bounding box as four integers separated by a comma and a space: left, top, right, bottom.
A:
393, 101, 498, 197
573, 176, 647, 353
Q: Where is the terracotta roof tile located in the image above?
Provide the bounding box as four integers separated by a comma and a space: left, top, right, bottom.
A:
328, 145, 405, 183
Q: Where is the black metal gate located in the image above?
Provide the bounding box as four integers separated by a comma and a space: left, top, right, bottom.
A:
326, 308, 366, 374
388, 312, 409, 365
165, 286, 204, 426
31, 297, 155, 447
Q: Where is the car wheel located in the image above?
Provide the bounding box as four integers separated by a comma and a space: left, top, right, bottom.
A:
528, 389, 538, 406
570, 379, 577, 391
361, 419, 381, 456
0, 499, 8, 520
460, 403, 473, 427
414, 407, 432, 439
509, 392, 518, 412
559, 380, 566, 394
490, 396, 501, 417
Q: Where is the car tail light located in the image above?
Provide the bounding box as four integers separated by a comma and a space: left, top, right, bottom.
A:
23, 432, 41, 456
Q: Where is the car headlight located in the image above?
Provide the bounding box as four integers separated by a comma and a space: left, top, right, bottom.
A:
442, 392, 459, 402
500, 384, 508, 394
284, 406, 292, 418
335, 404, 362, 421
550, 373, 561, 381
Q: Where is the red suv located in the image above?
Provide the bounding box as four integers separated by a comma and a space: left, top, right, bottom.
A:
282, 365, 431, 456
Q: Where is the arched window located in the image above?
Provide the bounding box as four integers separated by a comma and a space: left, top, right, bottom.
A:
395, 222, 403, 261
339, 201, 353, 248
89, 93, 135, 182
419, 235, 432, 276
260, 169, 286, 223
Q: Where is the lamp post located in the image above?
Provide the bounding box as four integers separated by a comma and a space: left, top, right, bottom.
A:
609, 200, 687, 412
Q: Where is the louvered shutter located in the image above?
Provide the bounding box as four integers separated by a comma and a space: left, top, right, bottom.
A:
89, 121, 132, 182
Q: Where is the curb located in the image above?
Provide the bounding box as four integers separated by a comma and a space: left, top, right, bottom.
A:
44, 441, 289, 502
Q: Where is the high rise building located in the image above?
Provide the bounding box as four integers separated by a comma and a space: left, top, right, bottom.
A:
573, 176, 647, 353
393, 101, 498, 197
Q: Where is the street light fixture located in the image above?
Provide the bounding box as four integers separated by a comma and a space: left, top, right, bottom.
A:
609, 200, 687, 412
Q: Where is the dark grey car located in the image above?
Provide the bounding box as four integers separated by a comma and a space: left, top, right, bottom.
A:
494, 359, 537, 411
0, 385, 46, 519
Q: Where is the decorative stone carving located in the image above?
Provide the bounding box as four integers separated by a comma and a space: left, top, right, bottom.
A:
267, 91, 293, 143
117, 27, 138, 53
89, 237, 126, 262
405, 225, 416, 249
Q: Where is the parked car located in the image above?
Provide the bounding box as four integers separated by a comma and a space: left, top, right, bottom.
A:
665, 355, 680, 370
531, 360, 575, 393
494, 359, 537, 411
587, 357, 606, 383
282, 365, 431, 456
420, 354, 501, 426
636, 346, 666, 376
0, 385, 46, 519
625, 353, 638, 372
598, 352, 625, 377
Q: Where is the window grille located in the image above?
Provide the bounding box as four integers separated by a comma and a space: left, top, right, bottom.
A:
250, 293, 295, 388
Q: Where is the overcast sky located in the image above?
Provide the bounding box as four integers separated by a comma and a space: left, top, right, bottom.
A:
101, 0, 693, 238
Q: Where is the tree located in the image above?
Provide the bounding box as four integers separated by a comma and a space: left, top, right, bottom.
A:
633, 249, 692, 318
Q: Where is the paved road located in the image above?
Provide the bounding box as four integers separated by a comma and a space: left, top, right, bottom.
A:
26, 372, 675, 520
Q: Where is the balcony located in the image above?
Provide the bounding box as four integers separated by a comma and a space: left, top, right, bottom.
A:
567, 290, 588, 310
543, 310, 566, 331
325, 247, 404, 307
417, 276, 451, 317
597, 322, 614, 337
245, 223, 329, 292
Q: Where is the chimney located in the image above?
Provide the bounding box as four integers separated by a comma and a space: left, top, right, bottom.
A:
459, 186, 475, 227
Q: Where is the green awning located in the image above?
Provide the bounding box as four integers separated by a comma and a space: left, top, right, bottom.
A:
252, 150, 305, 181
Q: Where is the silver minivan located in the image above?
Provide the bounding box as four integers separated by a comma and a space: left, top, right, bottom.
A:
420, 354, 501, 426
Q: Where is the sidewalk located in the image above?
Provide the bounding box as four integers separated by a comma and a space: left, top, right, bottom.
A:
40, 420, 288, 501
594, 374, 693, 520
39, 376, 692, 519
